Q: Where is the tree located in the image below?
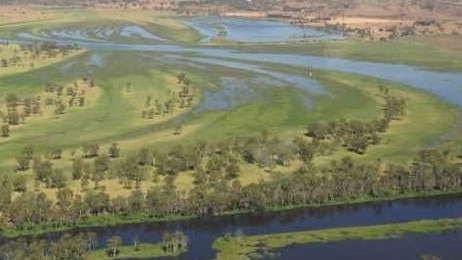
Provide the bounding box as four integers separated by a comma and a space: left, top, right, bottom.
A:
50, 168, 67, 188
1, 124, 9, 137
0, 176, 12, 212
56, 187, 74, 225
161, 231, 188, 254
173, 124, 182, 135
177, 73, 186, 84
83, 143, 99, 158
49, 147, 63, 160
127, 189, 145, 214
35, 159, 53, 183
72, 157, 84, 180
109, 143, 120, 158
137, 148, 152, 166
107, 236, 122, 257
12, 174, 27, 192
16, 154, 30, 171
6, 93, 19, 108
54, 100, 66, 115
94, 155, 110, 173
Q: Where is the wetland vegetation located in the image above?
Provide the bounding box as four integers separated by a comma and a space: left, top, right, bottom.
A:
1, 1, 462, 259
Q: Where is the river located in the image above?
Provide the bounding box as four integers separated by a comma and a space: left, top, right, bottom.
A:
38, 194, 462, 259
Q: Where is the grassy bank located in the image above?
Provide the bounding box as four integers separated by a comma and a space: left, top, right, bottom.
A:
2, 188, 462, 238
213, 217, 462, 260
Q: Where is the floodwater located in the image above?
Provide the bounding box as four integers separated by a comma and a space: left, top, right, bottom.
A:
181, 16, 344, 43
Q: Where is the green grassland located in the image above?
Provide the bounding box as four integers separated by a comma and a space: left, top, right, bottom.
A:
213, 217, 462, 260
0, 45, 459, 198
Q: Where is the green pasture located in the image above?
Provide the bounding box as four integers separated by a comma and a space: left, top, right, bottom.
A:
0, 47, 460, 190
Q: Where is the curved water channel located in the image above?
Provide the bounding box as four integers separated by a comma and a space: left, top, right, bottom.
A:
8, 17, 462, 259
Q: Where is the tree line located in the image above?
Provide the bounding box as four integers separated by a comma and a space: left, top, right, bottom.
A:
0, 230, 188, 259
306, 86, 406, 154
1, 137, 461, 231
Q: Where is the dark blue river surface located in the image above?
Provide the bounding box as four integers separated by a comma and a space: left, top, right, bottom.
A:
34, 194, 462, 260
269, 231, 462, 260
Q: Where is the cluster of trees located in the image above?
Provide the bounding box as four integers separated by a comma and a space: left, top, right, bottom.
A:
306, 87, 406, 154
44, 80, 91, 115
0, 93, 38, 131
161, 230, 188, 254
1, 42, 79, 69
0, 229, 188, 259
0, 232, 97, 260
0, 79, 91, 138
140, 73, 195, 120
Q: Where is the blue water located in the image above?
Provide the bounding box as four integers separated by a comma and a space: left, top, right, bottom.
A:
270, 231, 462, 260
181, 16, 344, 43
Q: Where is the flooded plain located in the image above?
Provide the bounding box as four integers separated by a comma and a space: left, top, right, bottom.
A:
7, 16, 462, 259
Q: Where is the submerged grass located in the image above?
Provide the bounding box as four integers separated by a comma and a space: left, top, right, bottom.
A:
213, 217, 462, 260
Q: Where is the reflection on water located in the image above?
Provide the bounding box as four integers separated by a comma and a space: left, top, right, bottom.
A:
181, 16, 343, 43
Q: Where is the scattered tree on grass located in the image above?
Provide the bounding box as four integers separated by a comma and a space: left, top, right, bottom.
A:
1, 124, 9, 137
107, 236, 122, 257
109, 142, 120, 158
83, 144, 99, 158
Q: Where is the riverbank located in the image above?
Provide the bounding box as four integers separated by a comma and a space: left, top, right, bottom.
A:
3, 189, 462, 238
